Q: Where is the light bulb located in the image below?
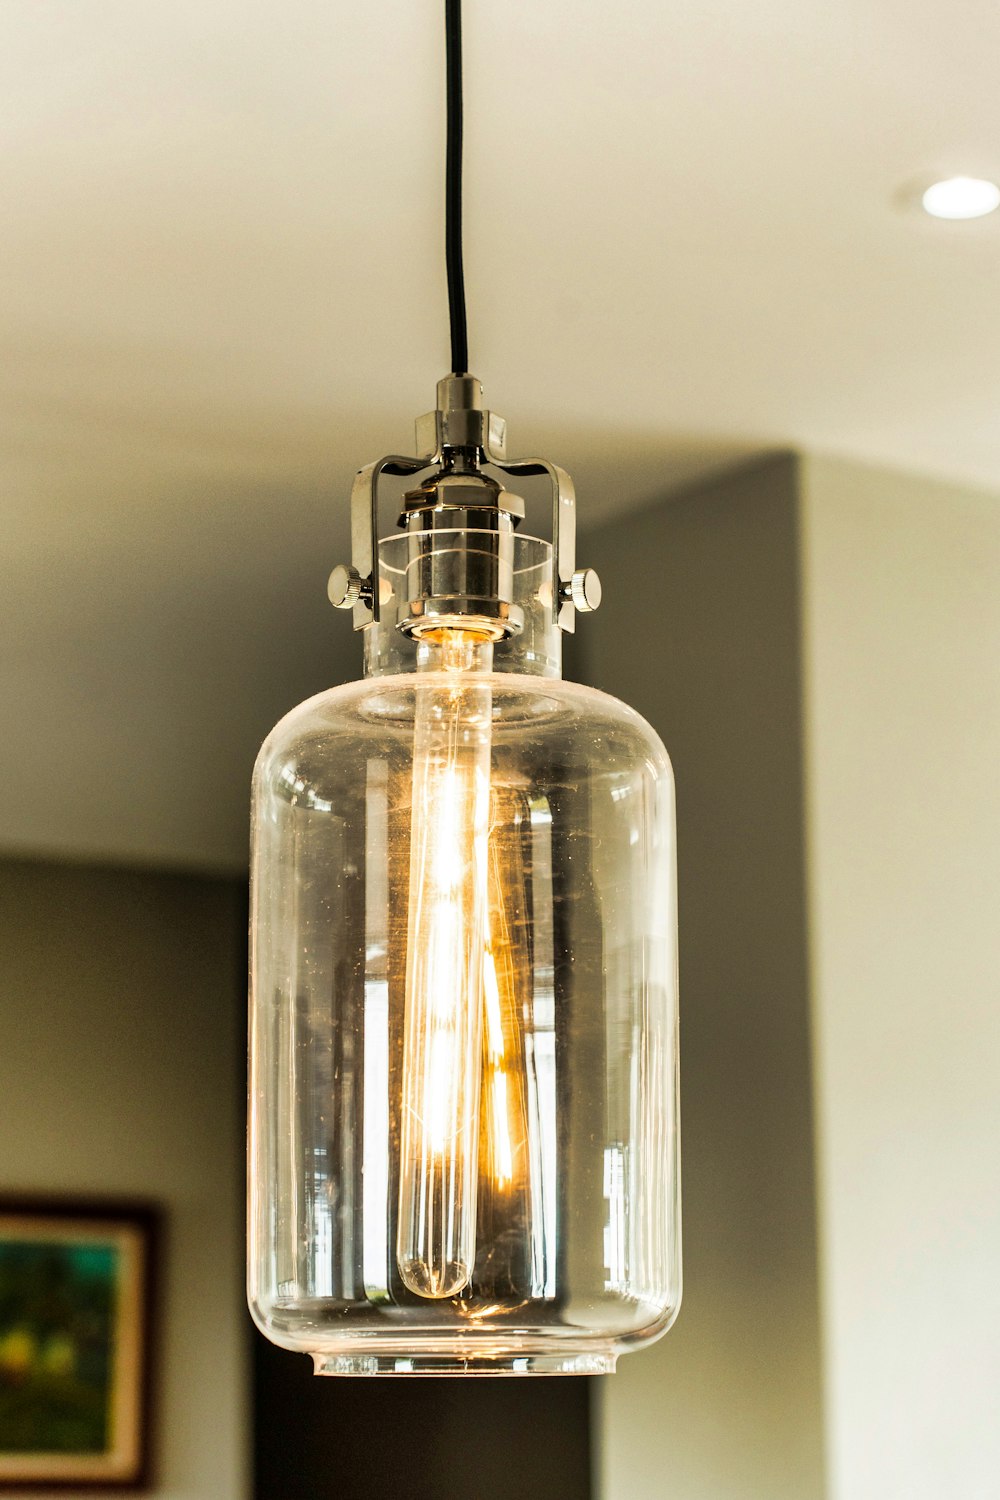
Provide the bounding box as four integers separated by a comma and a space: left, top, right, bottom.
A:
395, 636, 537, 1303
396, 628, 493, 1298
921, 176, 1000, 220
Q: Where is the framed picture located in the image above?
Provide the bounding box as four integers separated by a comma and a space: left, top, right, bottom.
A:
0, 1198, 158, 1491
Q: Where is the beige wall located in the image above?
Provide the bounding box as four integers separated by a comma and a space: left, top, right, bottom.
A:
801, 458, 1000, 1499
0, 861, 248, 1499
581, 457, 826, 1500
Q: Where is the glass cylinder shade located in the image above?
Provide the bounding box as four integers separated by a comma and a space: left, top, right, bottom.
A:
248, 532, 680, 1375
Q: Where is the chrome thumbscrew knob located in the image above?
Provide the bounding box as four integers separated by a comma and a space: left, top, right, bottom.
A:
328, 564, 365, 610
567, 567, 602, 613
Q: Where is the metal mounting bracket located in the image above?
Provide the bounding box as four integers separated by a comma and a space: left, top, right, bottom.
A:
481, 440, 578, 632
347, 455, 431, 629
331, 374, 598, 634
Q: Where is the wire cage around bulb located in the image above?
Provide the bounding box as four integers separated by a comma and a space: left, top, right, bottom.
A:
248, 532, 681, 1375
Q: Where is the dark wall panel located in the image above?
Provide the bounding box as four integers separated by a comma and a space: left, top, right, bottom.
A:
579, 455, 826, 1497
254, 1335, 591, 1500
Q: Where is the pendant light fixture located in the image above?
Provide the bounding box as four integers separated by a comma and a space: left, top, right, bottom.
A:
248, 0, 681, 1375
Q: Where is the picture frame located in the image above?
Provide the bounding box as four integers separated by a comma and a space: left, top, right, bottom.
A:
0, 1198, 158, 1491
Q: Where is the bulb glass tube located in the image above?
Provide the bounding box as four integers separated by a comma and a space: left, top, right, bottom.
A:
396, 628, 493, 1298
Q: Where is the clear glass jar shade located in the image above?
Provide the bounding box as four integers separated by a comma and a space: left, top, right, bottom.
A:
248, 536, 680, 1375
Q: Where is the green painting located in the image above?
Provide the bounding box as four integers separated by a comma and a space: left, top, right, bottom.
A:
0, 1203, 155, 1490
0, 1240, 118, 1453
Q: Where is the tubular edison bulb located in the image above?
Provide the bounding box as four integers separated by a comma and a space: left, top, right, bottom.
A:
397, 628, 493, 1298
396, 629, 538, 1301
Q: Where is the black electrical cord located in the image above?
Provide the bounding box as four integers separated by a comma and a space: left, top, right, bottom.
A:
445, 0, 469, 375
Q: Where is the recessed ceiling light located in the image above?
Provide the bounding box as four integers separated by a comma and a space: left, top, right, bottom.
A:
921, 176, 1000, 221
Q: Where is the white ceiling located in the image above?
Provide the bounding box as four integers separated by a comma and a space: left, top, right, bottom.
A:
4, 0, 1000, 872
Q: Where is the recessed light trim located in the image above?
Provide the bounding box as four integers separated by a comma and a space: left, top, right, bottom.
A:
921, 176, 1000, 221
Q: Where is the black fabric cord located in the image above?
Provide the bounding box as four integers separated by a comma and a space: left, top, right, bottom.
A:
445, 0, 469, 375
